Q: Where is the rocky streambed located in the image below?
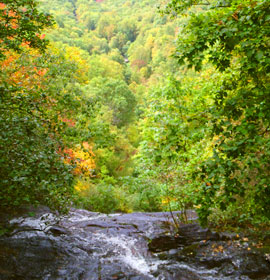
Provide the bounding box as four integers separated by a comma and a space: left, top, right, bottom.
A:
0, 207, 269, 280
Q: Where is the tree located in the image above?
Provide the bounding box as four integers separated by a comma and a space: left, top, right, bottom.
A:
0, 50, 75, 210
164, 0, 270, 225
0, 0, 97, 211
89, 77, 136, 128
0, 0, 53, 59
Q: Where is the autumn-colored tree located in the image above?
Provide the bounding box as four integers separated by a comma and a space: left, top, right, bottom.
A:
63, 142, 95, 176
0, 0, 53, 59
0, 0, 95, 210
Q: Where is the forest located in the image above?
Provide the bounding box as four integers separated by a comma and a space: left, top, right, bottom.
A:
1, 0, 270, 233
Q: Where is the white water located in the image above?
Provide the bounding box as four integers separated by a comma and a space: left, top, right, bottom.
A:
7, 210, 249, 279
93, 233, 168, 277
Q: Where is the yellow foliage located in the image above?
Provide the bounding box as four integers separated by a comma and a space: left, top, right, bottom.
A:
128, 81, 138, 93
73, 142, 95, 176
63, 46, 90, 83
0, 50, 48, 90
100, 56, 124, 79
74, 179, 91, 192
63, 142, 96, 176
161, 197, 177, 205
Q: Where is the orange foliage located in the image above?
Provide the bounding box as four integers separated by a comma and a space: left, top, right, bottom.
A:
36, 33, 46, 40
0, 51, 48, 90
60, 117, 76, 127
0, 4, 44, 41
0, 5, 19, 29
21, 41, 31, 47
62, 142, 96, 176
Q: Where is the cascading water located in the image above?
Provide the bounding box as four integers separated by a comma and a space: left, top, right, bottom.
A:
0, 208, 269, 280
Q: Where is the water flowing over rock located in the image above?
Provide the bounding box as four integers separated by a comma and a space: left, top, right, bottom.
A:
0, 207, 269, 280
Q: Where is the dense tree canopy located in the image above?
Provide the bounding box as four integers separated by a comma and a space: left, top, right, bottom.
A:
162, 0, 270, 225
1, 0, 270, 230
0, 0, 94, 210
0, 0, 53, 59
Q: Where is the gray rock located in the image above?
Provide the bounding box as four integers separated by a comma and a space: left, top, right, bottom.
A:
0, 208, 269, 279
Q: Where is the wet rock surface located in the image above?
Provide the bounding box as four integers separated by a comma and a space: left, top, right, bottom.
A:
0, 208, 269, 280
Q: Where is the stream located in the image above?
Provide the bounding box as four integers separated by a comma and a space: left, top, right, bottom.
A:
0, 207, 269, 279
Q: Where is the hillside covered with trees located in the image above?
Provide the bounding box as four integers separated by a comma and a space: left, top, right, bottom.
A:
1, 0, 270, 233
